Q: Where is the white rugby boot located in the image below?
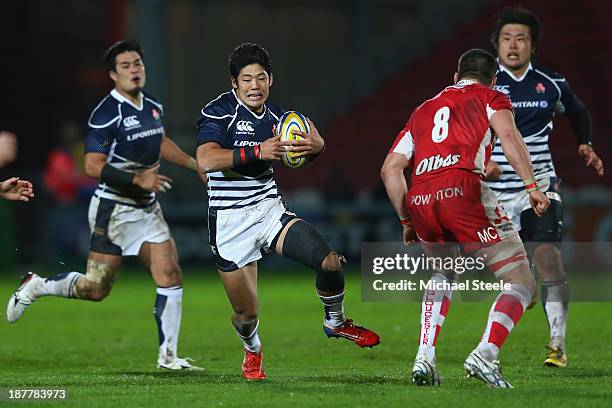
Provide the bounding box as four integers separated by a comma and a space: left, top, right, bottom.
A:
412, 357, 441, 386
6, 272, 42, 323
157, 352, 203, 371
464, 350, 512, 388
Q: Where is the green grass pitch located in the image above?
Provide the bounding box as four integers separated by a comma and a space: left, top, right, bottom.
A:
1, 269, 611, 407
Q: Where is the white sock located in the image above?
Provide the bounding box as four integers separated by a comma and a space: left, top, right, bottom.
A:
542, 279, 569, 350
416, 273, 452, 364
319, 291, 345, 327
154, 286, 183, 361
35, 272, 82, 298
237, 321, 262, 353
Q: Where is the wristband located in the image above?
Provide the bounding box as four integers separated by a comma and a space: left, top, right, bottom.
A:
400, 218, 412, 226
232, 145, 261, 166
523, 178, 539, 193
522, 177, 536, 185
100, 164, 134, 186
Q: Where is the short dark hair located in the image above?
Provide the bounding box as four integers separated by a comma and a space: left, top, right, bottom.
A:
491, 7, 541, 52
229, 43, 272, 79
102, 40, 144, 72
457, 48, 497, 84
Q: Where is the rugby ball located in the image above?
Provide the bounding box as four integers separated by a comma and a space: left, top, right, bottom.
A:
276, 111, 310, 169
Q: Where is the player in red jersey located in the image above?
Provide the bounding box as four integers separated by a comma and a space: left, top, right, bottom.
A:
381, 49, 550, 388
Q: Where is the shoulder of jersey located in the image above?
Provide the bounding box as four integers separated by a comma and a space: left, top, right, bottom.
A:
266, 101, 284, 120
88, 93, 122, 128
142, 91, 164, 112
201, 91, 239, 120
532, 64, 566, 81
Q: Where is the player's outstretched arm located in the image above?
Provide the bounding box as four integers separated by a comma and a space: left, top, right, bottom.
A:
161, 134, 197, 172
0, 177, 34, 202
381, 152, 416, 244
491, 109, 550, 216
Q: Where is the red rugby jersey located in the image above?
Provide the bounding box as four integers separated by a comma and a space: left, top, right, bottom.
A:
390, 80, 512, 182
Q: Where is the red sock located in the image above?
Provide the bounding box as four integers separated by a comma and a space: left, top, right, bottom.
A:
476, 284, 530, 361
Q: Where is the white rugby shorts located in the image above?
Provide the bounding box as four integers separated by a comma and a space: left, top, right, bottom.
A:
494, 176, 561, 231
208, 197, 297, 271
88, 195, 171, 256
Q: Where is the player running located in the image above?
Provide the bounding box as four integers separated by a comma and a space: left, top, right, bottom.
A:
7, 40, 202, 370
381, 49, 550, 388
486, 8, 605, 368
196, 43, 380, 380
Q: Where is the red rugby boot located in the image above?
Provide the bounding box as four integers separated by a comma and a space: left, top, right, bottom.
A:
324, 319, 381, 348
242, 348, 266, 380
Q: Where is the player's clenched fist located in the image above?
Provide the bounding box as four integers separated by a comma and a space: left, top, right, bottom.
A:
402, 222, 417, 245
259, 135, 291, 161
528, 190, 550, 217
484, 160, 503, 181
133, 165, 173, 193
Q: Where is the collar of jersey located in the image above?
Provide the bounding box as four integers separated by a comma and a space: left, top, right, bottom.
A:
231, 89, 268, 120
455, 79, 479, 87
111, 89, 145, 111
497, 60, 533, 82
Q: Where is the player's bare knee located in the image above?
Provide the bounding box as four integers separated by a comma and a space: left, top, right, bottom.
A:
532, 244, 564, 280
76, 277, 113, 301
154, 267, 183, 287
76, 260, 118, 301
321, 252, 343, 273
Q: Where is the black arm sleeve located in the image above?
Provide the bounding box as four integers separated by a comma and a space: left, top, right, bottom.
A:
557, 79, 593, 146
100, 164, 134, 186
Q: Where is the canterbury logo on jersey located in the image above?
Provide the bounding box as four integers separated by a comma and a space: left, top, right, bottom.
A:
415, 154, 460, 176
123, 115, 141, 129
234, 140, 261, 147
493, 85, 511, 95
236, 121, 255, 132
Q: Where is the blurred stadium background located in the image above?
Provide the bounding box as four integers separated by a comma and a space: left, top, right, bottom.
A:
0, 0, 610, 271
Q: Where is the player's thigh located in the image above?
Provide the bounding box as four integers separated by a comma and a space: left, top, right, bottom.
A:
218, 262, 259, 315
406, 186, 445, 243
422, 243, 461, 280
519, 199, 563, 244
139, 239, 181, 284
472, 235, 534, 294
86, 250, 123, 288
441, 179, 516, 251
274, 218, 301, 255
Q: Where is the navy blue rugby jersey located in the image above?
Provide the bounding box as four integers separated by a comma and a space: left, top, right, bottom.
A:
488, 63, 589, 192
197, 90, 284, 211
85, 89, 164, 206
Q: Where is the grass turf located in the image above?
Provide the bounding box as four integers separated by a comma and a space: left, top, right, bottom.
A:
0, 269, 611, 407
